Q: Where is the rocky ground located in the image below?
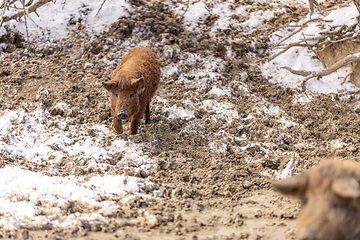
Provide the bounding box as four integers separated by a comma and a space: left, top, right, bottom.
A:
0, 0, 359, 239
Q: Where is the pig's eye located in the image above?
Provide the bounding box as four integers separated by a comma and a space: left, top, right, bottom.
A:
114, 93, 118, 97
129, 93, 135, 99
301, 197, 308, 206
330, 200, 343, 209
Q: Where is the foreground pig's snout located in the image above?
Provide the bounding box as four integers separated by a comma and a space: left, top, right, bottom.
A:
117, 110, 129, 120
300, 230, 320, 240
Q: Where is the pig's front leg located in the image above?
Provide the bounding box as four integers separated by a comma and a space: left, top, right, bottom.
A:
113, 117, 123, 133
130, 113, 142, 135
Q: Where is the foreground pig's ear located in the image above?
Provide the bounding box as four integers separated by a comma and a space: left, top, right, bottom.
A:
102, 81, 118, 91
332, 176, 360, 199
273, 174, 308, 198
131, 77, 145, 92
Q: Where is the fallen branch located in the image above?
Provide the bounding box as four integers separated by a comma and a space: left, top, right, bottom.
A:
341, 73, 352, 85
270, 33, 336, 61
270, 43, 310, 61
1, 0, 53, 24
302, 33, 326, 68
281, 66, 312, 76
285, 52, 360, 90
272, 18, 332, 49
317, 35, 360, 52
1, 0, 16, 8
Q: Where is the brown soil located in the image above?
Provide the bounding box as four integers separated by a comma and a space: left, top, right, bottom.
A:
1, 0, 359, 239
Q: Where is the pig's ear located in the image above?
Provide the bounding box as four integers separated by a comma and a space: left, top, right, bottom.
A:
273, 174, 308, 198
332, 176, 360, 199
131, 77, 145, 93
103, 81, 118, 91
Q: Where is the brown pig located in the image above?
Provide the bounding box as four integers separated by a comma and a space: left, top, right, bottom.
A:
273, 159, 360, 240
103, 47, 160, 135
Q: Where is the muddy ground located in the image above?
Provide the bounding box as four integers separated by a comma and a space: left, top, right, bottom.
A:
1, 0, 359, 239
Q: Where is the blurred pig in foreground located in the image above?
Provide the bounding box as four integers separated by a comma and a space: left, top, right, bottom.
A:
273, 159, 360, 240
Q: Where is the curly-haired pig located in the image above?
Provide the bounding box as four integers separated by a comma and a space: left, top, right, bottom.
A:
273, 158, 360, 240
103, 47, 160, 135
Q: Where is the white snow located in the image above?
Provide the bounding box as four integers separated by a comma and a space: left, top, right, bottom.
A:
201, 100, 239, 123
166, 105, 195, 121
243, 10, 275, 29
324, 5, 358, 26
211, 2, 236, 31
208, 87, 231, 97
182, 2, 209, 29
0, 105, 154, 229
280, 158, 295, 179
0, 166, 145, 230
0, 107, 150, 167
2, 0, 132, 40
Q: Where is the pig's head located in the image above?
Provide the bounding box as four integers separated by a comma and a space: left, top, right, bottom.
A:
273, 160, 360, 240
103, 77, 146, 120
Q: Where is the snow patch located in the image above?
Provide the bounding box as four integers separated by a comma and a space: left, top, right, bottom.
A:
183, 2, 209, 29
0, 166, 146, 230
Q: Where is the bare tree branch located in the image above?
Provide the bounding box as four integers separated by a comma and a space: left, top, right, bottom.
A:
0, 0, 8, 27
25, 0, 33, 7
308, 0, 320, 15
272, 18, 333, 50
21, 0, 29, 48
281, 66, 312, 76
317, 36, 360, 52
341, 73, 352, 85
285, 52, 360, 90
270, 43, 310, 61
1, 0, 53, 23
281, 51, 360, 90
302, 33, 326, 68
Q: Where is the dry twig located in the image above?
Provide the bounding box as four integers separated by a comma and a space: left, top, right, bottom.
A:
270, 43, 310, 61
95, 0, 106, 17
25, 0, 33, 7
270, 19, 334, 61
21, 0, 29, 48
0, 0, 8, 27
281, 66, 312, 76
317, 35, 360, 52
272, 18, 332, 49
354, 0, 360, 14
282, 52, 360, 90
302, 33, 326, 68
341, 73, 352, 85
308, 0, 320, 16
1, 0, 53, 23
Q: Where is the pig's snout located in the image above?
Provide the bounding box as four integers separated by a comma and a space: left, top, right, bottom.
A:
299, 230, 320, 240
117, 110, 129, 120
